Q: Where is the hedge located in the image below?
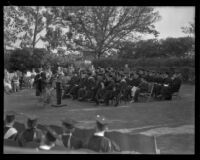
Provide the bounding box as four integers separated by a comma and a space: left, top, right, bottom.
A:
92, 58, 195, 83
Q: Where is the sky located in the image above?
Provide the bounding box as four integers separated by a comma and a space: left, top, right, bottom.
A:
143, 7, 195, 40
9, 6, 195, 49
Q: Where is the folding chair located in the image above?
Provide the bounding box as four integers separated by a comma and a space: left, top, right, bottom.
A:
139, 83, 154, 102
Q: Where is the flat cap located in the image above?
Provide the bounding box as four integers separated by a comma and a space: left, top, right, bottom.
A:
61, 118, 77, 129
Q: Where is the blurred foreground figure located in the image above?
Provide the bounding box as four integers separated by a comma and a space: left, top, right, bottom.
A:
4, 112, 18, 140
37, 127, 66, 151
86, 115, 120, 153
18, 116, 43, 147
59, 118, 83, 149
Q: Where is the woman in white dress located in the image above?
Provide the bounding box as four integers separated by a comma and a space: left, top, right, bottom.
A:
4, 69, 12, 94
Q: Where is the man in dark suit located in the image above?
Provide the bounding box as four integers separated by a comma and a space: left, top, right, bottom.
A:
59, 118, 83, 149
4, 112, 18, 140
18, 116, 43, 147
86, 115, 120, 153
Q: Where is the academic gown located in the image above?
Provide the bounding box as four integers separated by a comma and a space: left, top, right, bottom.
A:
61, 134, 83, 149
87, 134, 120, 153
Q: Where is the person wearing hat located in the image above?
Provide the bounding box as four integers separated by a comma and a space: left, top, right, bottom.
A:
59, 118, 83, 150
86, 115, 120, 152
18, 115, 43, 147
37, 127, 66, 151
4, 112, 18, 140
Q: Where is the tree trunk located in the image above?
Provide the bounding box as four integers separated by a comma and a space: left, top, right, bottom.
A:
32, 6, 39, 55
97, 51, 102, 59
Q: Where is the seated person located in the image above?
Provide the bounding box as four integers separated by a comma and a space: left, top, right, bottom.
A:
37, 127, 66, 151
4, 112, 18, 140
77, 73, 88, 101
18, 115, 43, 147
86, 115, 120, 153
103, 76, 116, 106
131, 78, 149, 102
139, 78, 149, 93
130, 74, 141, 103
94, 77, 105, 105
170, 73, 182, 93
59, 118, 83, 149
85, 76, 96, 101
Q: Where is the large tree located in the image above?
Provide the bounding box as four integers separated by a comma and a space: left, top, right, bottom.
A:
43, 6, 161, 59
4, 6, 46, 53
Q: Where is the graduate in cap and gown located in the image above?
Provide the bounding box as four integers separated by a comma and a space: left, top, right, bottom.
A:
18, 115, 43, 147
59, 118, 83, 150
86, 115, 120, 153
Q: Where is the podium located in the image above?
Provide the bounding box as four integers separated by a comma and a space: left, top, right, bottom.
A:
51, 81, 67, 107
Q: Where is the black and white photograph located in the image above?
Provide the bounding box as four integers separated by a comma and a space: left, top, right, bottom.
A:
3, 6, 195, 154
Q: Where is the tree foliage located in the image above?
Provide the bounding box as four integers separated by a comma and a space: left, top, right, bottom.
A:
8, 48, 48, 72
118, 37, 194, 59
181, 22, 195, 37
4, 6, 46, 52
41, 6, 161, 58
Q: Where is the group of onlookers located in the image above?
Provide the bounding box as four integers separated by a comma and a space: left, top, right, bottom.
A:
4, 69, 37, 94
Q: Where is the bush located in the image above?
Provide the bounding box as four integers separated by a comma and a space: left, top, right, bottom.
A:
92, 57, 195, 83
6, 48, 74, 73
92, 57, 194, 69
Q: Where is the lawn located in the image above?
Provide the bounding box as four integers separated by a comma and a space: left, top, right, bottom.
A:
4, 84, 195, 154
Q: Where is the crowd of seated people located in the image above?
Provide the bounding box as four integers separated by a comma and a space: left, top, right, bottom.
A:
4, 112, 120, 153
61, 65, 182, 106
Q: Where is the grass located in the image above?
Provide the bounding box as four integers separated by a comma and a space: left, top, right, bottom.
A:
4, 84, 195, 154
